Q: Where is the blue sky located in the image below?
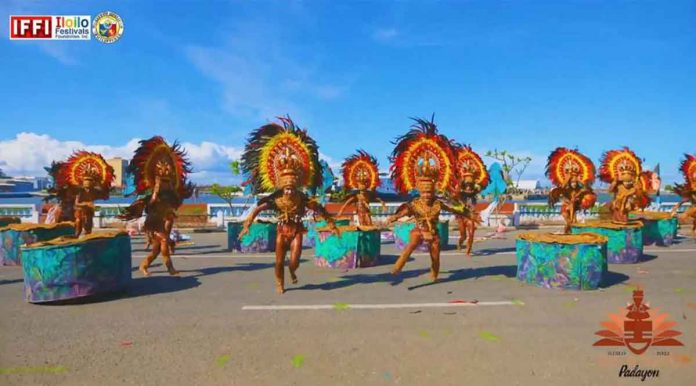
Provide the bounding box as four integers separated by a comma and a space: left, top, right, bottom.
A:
0, 0, 694, 184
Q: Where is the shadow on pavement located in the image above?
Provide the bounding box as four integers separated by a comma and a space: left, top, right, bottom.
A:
0, 278, 23, 286
639, 254, 658, 263
600, 271, 630, 288
474, 247, 516, 256
180, 262, 275, 277
288, 268, 428, 292
407, 265, 517, 290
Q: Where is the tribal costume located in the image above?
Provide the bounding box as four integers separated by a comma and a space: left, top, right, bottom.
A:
599, 147, 650, 223
44, 161, 75, 223
239, 116, 338, 294
119, 137, 194, 276
546, 148, 597, 233
337, 150, 385, 226
385, 116, 468, 281
671, 154, 696, 239
56, 152, 114, 236
454, 145, 489, 254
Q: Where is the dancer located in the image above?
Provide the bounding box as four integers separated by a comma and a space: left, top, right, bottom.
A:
44, 161, 75, 224
599, 147, 650, 223
671, 154, 696, 239
546, 147, 597, 233
454, 145, 489, 254
239, 116, 339, 294
385, 116, 468, 282
119, 137, 194, 276
337, 150, 385, 226
58, 151, 114, 236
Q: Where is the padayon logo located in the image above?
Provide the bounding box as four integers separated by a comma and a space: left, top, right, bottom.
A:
593, 289, 684, 354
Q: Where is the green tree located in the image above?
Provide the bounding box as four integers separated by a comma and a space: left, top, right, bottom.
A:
484, 149, 533, 187
209, 183, 243, 212
229, 160, 241, 176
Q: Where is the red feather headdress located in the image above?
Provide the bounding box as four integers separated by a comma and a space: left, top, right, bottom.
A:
342, 150, 380, 191
456, 145, 489, 188
680, 153, 696, 183
546, 147, 595, 187
58, 151, 114, 189
241, 116, 322, 193
640, 170, 659, 193
599, 147, 642, 184
129, 136, 193, 198
389, 116, 456, 194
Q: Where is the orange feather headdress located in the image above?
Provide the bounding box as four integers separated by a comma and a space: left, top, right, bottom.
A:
342, 150, 380, 191
680, 153, 696, 184
599, 147, 642, 184
389, 116, 456, 194
546, 147, 595, 187
241, 116, 322, 193
128, 136, 193, 198
456, 145, 489, 188
58, 151, 114, 189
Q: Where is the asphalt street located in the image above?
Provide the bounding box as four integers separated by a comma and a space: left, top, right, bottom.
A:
1, 228, 694, 385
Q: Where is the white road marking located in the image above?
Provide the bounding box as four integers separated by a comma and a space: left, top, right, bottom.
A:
242, 301, 516, 311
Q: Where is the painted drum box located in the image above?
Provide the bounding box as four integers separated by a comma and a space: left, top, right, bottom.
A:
303, 218, 351, 248
571, 220, 644, 264
21, 231, 132, 303
227, 221, 277, 253
516, 232, 608, 290
630, 212, 678, 247
314, 225, 381, 269
0, 222, 75, 266
0, 216, 21, 228
394, 221, 449, 252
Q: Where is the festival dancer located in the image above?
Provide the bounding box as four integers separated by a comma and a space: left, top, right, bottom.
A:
44, 161, 75, 224
454, 145, 489, 254
385, 117, 469, 282
546, 147, 597, 233
671, 154, 696, 239
599, 147, 650, 223
337, 150, 385, 226
119, 137, 194, 276
239, 116, 339, 294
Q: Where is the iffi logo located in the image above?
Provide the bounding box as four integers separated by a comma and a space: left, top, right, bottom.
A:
593, 289, 684, 355
10, 15, 91, 40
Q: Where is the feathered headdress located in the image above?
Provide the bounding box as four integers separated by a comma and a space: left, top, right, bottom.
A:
342, 150, 380, 191
680, 153, 696, 184
640, 170, 660, 193
128, 136, 193, 198
599, 147, 642, 184
456, 145, 489, 188
546, 147, 595, 187
389, 116, 456, 194
241, 116, 322, 193
58, 151, 114, 189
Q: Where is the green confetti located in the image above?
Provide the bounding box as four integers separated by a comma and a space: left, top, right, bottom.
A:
564, 300, 577, 308
674, 288, 688, 294
216, 354, 231, 367
0, 366, 68, 375
418, 330, 430, 338
291, 354, 305, 368
488, 275, 506, 281
511, 299, 525, 306
478, 331, 500, 342
334, 302, 350, 311
623, 284, 638, 293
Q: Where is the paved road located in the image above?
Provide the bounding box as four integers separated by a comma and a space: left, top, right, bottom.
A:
1, 229, 694, 385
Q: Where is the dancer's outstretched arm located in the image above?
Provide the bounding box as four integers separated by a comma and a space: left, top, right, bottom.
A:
239, 202, 270, 239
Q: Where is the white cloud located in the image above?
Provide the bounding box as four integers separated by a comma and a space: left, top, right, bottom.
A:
0, 132, 243, 185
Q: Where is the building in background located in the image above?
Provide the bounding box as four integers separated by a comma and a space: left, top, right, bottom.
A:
107, 157, 129, 189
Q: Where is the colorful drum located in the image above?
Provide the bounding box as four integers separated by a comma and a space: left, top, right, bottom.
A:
303, 218, 351, 248
227, 221, 276, 253
630, 212, 678, 246
516, 232, 607, 290
571, 220, 643, 264
0, 216, 21, 228
394, 221, 449, 252
0, 222, 75, 266
314, 225, 381, 269
21, 231, 132, 303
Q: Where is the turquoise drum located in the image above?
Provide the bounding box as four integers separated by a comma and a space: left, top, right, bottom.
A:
0, 222, 75, 266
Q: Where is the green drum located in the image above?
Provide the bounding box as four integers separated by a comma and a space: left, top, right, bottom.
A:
314, 225, 381, 269
571, 221, 643, 264
0, 222, 75, 266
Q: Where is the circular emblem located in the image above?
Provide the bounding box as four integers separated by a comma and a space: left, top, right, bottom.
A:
92, 11, 123, 44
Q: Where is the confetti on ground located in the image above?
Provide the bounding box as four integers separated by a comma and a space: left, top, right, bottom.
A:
216, 354, 231, 367
291, 354, 305, 368
564, 298, 579, 308
488, 275, 506, 281
674, 288, 688, 294
687, 302, 696, 309
674, 354, 692, 364
443, 312, 456, 315
447, 291, 453, 294
418, 330, 430, 338
511, 299, 525, 306
0, 366, 68, 375
449, 299, 479, 304
384, 372, 392, 380
637, 268, 649, 275
409, 310, 422, 314
479, 331, 500, 342
120, 341, 133, 347
328, 277, 344, 283
623, 284, 639, 293
333, 302, 350, 311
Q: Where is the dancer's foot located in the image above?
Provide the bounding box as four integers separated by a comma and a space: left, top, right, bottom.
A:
165, 263, 180, 276
390, 268, 401, 276
139, 265, 151, 277
430, 269, 439, 282
290, 270, 298, 284
276, 281, 285, 294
